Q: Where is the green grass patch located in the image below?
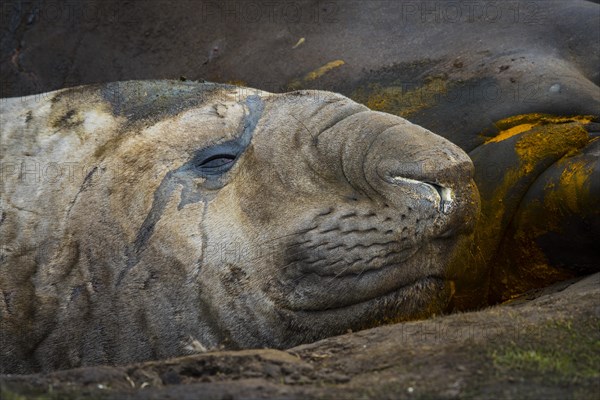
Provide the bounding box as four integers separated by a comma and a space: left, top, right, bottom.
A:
491, 317, 600, 383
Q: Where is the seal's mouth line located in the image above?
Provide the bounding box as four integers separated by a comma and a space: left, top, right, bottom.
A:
295, 275, 447, 313
389, 176, 453, 214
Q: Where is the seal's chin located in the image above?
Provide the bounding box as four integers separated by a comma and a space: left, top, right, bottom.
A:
278, 241, 455, 313
283, 276, 454, 340
309, 275, 450, 313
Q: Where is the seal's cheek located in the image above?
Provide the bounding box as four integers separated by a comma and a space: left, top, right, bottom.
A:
197, 199, 292, 347
144, 193, 206, 277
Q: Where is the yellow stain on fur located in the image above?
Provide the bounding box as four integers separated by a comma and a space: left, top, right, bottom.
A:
288, 60, 346, 90
485, 114, 594, 144
351, 77, 448, 118
544, 156, 596, 215
304, 60, 345, 81
514, 123, 589, 175
485, 123, 535, 143
480, 115, 596, 301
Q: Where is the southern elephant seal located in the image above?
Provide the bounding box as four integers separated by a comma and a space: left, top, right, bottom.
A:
0, 80, 479, 373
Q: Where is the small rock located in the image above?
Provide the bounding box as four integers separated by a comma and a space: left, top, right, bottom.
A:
328, 372, 351, 383
160, 370, 181, 385
281, 364, 297, 375
263, 363, 281, 378
284, 374, 299, 384
549, 83, 561, 93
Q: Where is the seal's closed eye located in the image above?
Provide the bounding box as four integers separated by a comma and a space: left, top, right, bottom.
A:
191, 94, 262, 177
192, 143, 243, 175
197, 154, 236, 169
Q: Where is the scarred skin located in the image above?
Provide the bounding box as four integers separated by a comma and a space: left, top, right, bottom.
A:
0, 81, 479, 373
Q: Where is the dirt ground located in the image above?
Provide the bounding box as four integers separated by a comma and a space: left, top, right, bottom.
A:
2, 274, 599, 399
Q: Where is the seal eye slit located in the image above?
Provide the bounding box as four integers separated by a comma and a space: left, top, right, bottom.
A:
196, 154, 237, 169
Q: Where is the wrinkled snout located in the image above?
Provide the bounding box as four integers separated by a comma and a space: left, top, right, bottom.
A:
333, 112, 480, 239
374, 123, 478, 235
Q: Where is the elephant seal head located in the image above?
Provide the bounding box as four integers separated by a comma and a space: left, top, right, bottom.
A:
1, 81, 479, 370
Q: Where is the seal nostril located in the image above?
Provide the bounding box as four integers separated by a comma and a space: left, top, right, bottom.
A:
425, 182, 453, 214
389, 175, 453, 214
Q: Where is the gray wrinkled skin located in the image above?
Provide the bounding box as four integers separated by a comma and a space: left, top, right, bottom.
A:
0, 81, 479, 373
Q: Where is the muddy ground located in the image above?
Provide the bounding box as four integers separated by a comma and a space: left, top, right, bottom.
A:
2, 274, 599, 399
